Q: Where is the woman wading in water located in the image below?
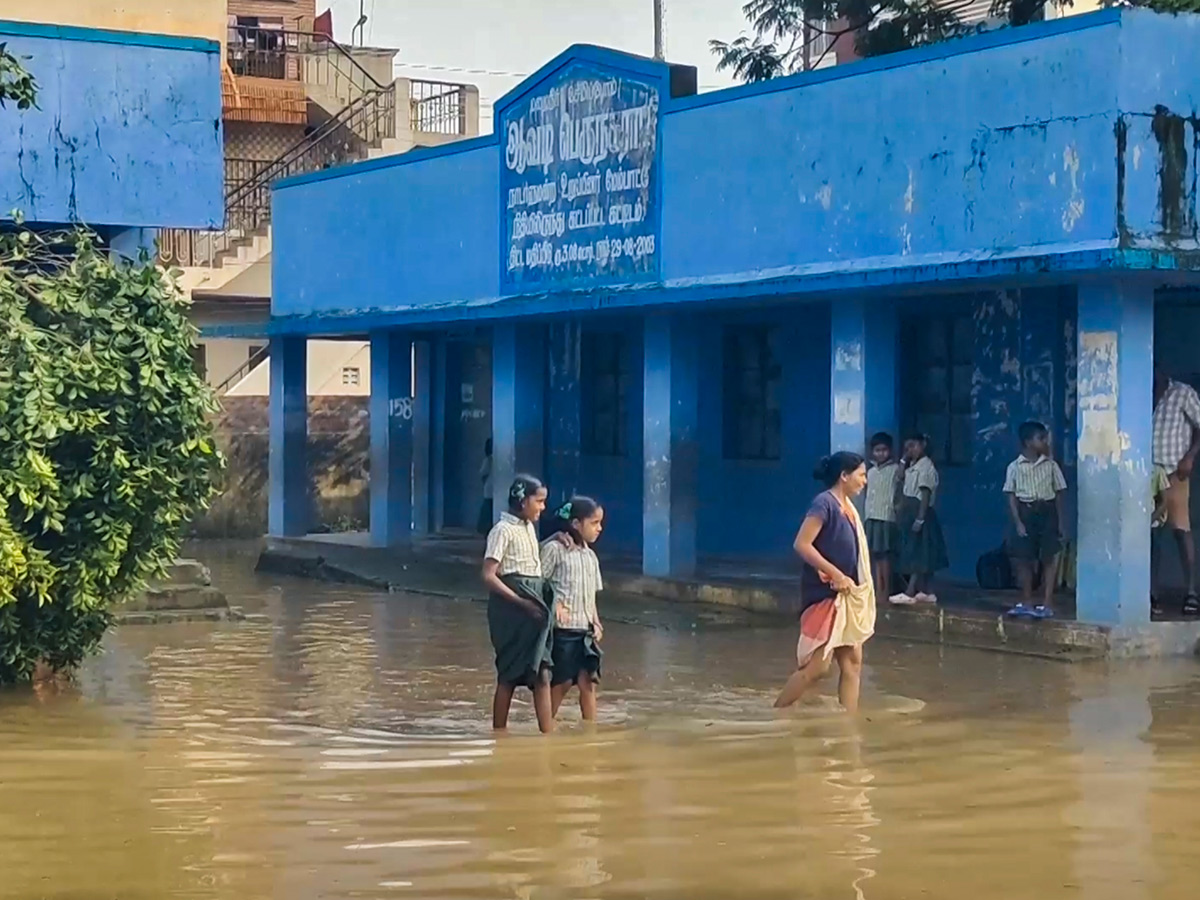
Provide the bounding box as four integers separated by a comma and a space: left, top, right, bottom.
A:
775, 452, 877, 713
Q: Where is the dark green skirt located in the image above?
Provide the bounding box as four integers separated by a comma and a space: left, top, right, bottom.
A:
865, 519, 900, 558
550, 629, 602, 687
488, 574, 553, 688
897, 497, 949, 575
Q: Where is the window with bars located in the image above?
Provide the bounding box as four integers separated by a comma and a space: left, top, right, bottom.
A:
900, 313, 974, 467
722, 325, 782, 461
581, 330, 628, 457
341, 366, 361, 386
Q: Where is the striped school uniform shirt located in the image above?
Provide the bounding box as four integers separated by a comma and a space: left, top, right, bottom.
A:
1153, 379, 1200, 471
540, 539, 602, 630
1002, 455, 1067, 502
902, 456, 940, 506
484, 512, 542, 577
865, 461, 899, 522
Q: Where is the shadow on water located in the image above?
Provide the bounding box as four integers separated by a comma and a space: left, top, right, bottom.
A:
2, 541, 1199, 899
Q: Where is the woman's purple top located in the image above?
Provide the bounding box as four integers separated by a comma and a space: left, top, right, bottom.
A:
799, 491, 861, 611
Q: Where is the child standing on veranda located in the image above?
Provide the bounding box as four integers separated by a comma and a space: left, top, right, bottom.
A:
1003, 421, 1068, 619
892, 433, 949, 604
481, 475, 554, 733
541, 496, 606, 722
864, 432, 901, 598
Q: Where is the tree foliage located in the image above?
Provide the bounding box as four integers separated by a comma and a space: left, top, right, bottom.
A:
0, 42, 38, 109
0, 225, 225, 684
711, 0, 1200, 81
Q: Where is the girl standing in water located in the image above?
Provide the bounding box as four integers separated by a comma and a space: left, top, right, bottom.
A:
481, 474, 554, 733
775, 452, 876, 713
541, 496, 606, 722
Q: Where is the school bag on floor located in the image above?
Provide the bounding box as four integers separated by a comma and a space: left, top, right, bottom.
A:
976, 545, 1015, 590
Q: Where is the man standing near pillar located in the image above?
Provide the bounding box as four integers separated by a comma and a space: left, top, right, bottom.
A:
1152, 364, 1200, 615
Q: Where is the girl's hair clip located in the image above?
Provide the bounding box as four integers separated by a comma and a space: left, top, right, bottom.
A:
556, 502, 572, 520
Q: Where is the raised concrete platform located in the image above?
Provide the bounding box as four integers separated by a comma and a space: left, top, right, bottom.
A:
115, 559, 265, 625
257, 533, 1200, 660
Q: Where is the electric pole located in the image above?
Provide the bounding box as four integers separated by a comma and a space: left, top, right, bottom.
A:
653, 0, 665, 60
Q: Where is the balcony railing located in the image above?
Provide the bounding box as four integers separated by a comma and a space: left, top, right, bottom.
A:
227, 26, 391, 96
410, 79, 470, 135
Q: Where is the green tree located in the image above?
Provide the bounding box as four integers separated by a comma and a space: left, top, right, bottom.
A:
711, 0, 1200, 81
0, 54, 224, 685
0, 42, 38, 109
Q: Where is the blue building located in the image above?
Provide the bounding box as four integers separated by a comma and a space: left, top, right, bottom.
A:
254, 9, 1200, 628
0, 16, 222, 252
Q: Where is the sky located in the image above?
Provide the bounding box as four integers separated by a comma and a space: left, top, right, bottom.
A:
320, 0, 753, 132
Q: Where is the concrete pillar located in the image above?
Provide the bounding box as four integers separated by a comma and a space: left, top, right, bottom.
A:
1075, 281, 1154, 626
643, 313, 698, 577
547, 321, 582, 504
268, 336, 308, 537
830, 298, 896, 454
412, 340, 433, 534
462, 84, 482, 137
369, 331, 415, 547
492, 323, 545, 518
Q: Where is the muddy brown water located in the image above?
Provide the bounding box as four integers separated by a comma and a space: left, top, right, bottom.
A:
2, 544, 1199, 899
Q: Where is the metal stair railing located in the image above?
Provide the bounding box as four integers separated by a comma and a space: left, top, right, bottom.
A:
215, 344, 271, 396
159, 30, 396, 270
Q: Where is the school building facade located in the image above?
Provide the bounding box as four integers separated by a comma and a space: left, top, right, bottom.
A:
244, 9, 1200, 628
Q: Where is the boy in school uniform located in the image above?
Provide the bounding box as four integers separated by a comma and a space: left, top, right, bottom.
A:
1003, 421, 1068, 619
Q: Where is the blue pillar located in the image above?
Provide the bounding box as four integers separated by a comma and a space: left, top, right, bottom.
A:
412, 339, 433, 534
268, 336, 308, 537
369, 331, 414, 547
430, 337, 447, 532
1075, 281, 1153, 626
492, 323, 545, 518
643, 314, 698, 577
547, 321, 582, 503
830, 298, 896, 454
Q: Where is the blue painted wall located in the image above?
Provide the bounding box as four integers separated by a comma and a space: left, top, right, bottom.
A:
271, 10, 1200, 325
0, 21, 222, 230
695, 304, 831, 559
576, 321, 645, 553
932, 287, 1078, 580
273, 141, 498, 319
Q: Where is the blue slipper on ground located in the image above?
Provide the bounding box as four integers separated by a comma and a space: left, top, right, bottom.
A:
1030, 605, 1056, 619
1006, 603, 1034, 618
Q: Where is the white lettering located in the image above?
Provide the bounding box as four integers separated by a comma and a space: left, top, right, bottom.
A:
504, 118, 555, 175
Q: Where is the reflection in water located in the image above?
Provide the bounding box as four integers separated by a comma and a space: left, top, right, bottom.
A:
1, 544, 1199, 899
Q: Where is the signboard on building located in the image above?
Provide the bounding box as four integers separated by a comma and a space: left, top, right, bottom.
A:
500, 61, 661, 294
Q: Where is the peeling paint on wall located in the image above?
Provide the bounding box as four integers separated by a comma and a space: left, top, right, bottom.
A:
834, 340, 863, 372
1062, 313, 1078, 466
972, 290, 1024, 476
834, 390, 863, 426
1061, 145, 1085, 232
1077, 330, 1121, 464
1150, 105, 1196, 240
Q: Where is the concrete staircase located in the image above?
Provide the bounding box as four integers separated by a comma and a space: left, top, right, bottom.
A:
118, 559, 248, 624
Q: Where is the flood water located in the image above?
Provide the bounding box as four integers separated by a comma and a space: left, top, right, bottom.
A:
3, 545, 1200, 900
